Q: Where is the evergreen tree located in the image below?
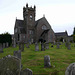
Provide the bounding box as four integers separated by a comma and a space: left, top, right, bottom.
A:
73, 27, 75, 42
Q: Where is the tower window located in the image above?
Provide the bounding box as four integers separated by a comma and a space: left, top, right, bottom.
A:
30, 14, 33, 20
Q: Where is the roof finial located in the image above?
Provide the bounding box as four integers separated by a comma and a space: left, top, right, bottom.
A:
26, 3, 28, 7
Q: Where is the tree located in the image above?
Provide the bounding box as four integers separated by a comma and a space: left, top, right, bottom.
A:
0, 32, 12, 46
73, 27, 75, 42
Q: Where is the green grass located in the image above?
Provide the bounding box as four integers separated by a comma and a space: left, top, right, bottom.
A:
0, 43, 75, 75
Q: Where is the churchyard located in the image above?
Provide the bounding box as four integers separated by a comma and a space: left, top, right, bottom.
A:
0, 42, 75, 75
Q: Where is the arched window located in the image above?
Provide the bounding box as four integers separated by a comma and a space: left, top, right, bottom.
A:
42, 25, 47, 30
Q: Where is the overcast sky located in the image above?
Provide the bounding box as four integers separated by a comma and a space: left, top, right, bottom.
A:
0, 0, 75, 35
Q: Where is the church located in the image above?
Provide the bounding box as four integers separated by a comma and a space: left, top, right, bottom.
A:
14, 4, 55, 44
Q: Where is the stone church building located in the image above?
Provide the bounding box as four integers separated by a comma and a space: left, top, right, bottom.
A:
14, 4, 55, 44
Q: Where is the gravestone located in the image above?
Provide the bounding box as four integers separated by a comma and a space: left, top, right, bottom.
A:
41, 43, 45, 51
21, 68, 33, 75
26, 43, 29, 48
45, 43, 49, 49
35, 43, 39, 51
0, 55, 21, 75
13, 38, 16, 48
67, 44, 71, 50
13, 50, 21, 59
0, 43, 3, 53
65, 63, 75, 75
3, 43, 5, 48
57, 43, 60, 49
19, 42, 24, 51
6, 42, 9, 48
44, 55, 51, 68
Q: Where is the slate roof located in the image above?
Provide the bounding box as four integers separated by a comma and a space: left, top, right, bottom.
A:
55, 32, 68, 36
15, 19, 24, 28
35, 17, 43, 27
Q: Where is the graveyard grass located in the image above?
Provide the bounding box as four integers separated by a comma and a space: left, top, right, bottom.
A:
0, 43, 75, 75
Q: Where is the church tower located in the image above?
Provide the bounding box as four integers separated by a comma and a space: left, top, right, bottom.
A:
23, 3, 36, 43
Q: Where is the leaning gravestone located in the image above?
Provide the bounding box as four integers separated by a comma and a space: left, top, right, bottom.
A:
45, 43, 49, 49
13, 50, 21, 59
35, 43, 39, 51
41, 43, 45, 51
0, 43, 3, 53
21, 68, 33, 75
0, 55, 21, 75
44, 55, 51, 68
65, 63, 75, 75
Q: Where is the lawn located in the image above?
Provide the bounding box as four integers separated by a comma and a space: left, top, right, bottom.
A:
0, 43, 75, 75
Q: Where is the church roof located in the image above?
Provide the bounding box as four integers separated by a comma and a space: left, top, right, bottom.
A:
35, 17, 43, 27
55, 32, 68, 36
15, 19, 24, 28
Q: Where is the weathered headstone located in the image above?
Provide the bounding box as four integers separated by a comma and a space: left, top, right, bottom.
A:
6, 42, 9, 48
13, 38, 16, 48
3, 43, 5, 48
35, 43, 39, 51
19, 42, 24, 51
45, 43, 49, 49
57, 43, 60, 49
13, 50, 21, 59
65, 63, 75, 75
21, 68, 33, 75
44, 55, 51, 68
67, 44, 71, 50
26, 43, 29, 48
41, 43, 45, 51
0, 55, 21, 75
0, 43, 3, 53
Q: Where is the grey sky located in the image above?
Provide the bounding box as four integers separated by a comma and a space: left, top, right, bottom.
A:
0, 0, 75, 35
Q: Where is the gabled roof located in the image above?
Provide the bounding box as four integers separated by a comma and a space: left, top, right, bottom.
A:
35, 17, 51, 29
15, 19, 24, 28
55, 32, 68, 36
35, 17, 43, 27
